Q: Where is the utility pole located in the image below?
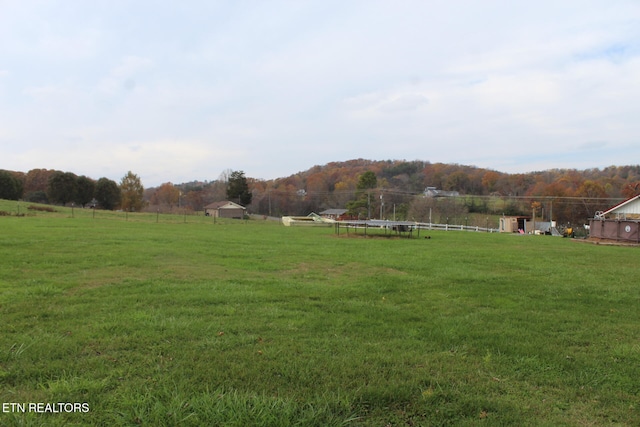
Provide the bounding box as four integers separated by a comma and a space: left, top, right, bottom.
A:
533, 207, 536, 234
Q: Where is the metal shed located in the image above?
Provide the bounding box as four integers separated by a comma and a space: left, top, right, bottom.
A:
499, 216, 528, 233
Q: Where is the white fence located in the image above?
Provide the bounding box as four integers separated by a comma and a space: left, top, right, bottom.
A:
333, 219, 498, 235
415, 222, 498, 233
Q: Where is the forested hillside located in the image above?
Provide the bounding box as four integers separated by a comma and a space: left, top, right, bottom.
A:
245, 159, 640, 226
3, 159, 640, 226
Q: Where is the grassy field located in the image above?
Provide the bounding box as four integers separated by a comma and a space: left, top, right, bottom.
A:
1, 200, 639, 426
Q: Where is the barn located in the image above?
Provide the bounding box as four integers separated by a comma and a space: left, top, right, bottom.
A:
204, 201, 246, 219
588, 195, 640, 243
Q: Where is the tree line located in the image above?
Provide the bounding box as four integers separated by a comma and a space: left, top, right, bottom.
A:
144, 170, 252, 213
0, 168, 252, 214
3, 160, 640, 226
0, 169, 144, 211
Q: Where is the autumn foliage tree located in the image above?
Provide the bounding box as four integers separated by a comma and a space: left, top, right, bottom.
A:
151, 183, 180, 208
621, 182, 640, 199
120, 171, 145, 212
23, 169, 54, 202
575, 180, 608, 218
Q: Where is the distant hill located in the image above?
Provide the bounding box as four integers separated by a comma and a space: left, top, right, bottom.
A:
241, 159, 640, 222
258, 158, 640, 199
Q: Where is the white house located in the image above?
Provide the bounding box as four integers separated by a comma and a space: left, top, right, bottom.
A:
598, 194, 640, 220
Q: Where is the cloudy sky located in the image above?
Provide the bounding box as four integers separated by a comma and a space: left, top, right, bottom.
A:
1, 1, 639, 187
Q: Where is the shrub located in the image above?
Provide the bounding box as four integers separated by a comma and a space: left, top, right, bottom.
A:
27, 205, 57, 212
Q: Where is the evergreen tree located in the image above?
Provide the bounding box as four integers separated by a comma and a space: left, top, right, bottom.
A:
226, 171, 252, 205
347, 171, 377, 218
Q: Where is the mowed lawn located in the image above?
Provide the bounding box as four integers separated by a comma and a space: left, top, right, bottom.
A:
1, 206, 640, 426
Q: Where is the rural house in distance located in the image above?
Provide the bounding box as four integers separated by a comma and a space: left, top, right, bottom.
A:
319, 208, 348, 221
204, 201, 246, 219
423, 187, 460, 198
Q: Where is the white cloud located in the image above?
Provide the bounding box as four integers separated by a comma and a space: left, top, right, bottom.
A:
343, 91, 428, 116
94, 56, 153, 97
23, 84, 72, 100
4, 137, 246, 185
1, 0, 640, 185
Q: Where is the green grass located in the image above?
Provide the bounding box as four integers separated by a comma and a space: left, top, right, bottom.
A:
1, 200, 640, 426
